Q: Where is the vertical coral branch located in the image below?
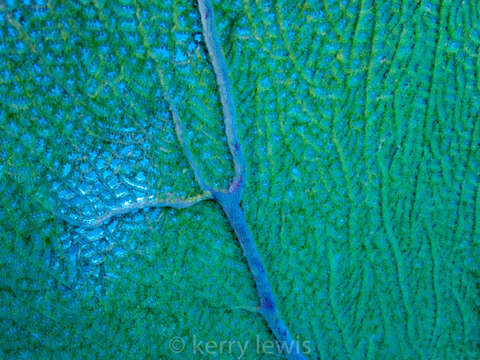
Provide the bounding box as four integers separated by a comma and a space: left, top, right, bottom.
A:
197, 0, 246, 197
196, 1, 307, 359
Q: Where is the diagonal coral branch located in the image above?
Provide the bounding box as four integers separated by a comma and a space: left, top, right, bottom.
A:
154, 63, 214, 194
214, 192, 308, 360
169, 102, 214, 193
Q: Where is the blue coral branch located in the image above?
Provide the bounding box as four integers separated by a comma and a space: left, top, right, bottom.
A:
213, 191, 307, 360
197, 1, 306, 358
197, 0, 246, 197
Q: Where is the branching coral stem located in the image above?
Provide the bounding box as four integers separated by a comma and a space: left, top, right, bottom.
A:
196, 1, 306, 358
57, 1, 306, 358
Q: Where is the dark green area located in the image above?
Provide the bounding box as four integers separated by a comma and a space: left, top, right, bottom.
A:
0, 0, 479, 359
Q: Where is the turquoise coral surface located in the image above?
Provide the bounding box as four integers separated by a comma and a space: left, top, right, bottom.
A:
0, 0, 479, 359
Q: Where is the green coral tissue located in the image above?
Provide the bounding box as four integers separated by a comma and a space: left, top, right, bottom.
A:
0, 0, 479, 359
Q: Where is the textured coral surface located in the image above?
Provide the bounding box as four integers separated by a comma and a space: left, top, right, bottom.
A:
0, 0, 479, 359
